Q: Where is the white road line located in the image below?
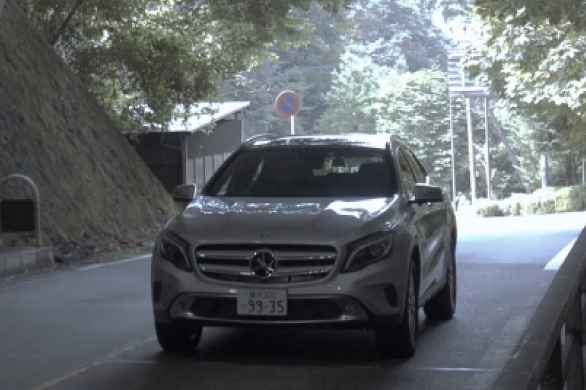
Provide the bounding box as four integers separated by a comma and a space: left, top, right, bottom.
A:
77, 254, 151, 272
544, 239, 577, 271
104, 358, 157, 365
30, 337, 155, 390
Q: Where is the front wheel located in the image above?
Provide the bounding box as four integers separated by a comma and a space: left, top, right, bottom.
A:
155, 321, 203, 353
375, 262, 418, 358
423, 241, 457, 320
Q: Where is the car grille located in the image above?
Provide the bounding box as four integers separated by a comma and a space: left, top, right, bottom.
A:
194, 244, 338, 284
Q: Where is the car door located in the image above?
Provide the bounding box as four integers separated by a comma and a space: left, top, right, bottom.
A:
397, 148, 437, 297
403, 148, 448, 289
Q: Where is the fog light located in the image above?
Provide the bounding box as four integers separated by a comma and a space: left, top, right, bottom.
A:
171, 296, 196, 317
345, 303, 357, 316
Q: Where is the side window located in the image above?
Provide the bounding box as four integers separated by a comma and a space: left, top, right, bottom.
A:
206, 153, 264, 196
404, 149, 427, 183
398, 150, 416, 199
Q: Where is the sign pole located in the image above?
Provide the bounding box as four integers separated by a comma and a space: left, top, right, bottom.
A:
291, 116, 295, 135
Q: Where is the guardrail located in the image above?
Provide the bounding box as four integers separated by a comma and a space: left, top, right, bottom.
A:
490, 224, 586, 389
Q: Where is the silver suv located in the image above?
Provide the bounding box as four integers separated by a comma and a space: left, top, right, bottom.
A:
151, 133, 457, 358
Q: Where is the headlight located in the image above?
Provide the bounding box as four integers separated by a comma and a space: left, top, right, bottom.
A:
343, 232, 394, 273
159, 232, 192, 272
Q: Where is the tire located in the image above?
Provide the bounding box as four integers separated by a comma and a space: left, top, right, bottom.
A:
155, 321, 203, 353
375, 262, 418, 358
423, 241, 457, 321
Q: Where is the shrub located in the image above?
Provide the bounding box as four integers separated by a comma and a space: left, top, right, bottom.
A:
468, 185, 586, 217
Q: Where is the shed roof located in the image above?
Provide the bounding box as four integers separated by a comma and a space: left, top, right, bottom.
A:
150, 101, 250, 134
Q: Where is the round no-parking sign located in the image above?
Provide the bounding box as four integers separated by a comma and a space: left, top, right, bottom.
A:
275, 91, 301, 117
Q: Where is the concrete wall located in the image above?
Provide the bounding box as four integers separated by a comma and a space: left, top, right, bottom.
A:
0, 247, 54, 278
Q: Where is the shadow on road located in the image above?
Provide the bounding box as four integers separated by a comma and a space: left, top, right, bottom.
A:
151, 314, 455, 367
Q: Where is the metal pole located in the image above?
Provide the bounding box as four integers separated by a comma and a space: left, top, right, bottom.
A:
484, 98, 491, 199
449, 99, 457, 201
540, 153, 549, 188
291, 116, 295, 135
466, 97, 476, 205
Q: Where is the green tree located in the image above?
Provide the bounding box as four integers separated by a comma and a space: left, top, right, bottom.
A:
435, 0, 473, 19
16, 0, 351, 131
221, 3, 348, 137
474, 0, 586, 28
487, 108, 544, 196
316, 0, 454, 133
314, 52, 382, 133
377, 69, 473, 192
463, 8, 586, 185
314, 0, 481, 195
345, 0, 448, 72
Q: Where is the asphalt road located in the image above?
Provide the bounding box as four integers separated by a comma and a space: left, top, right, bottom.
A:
1, 212, 584, 390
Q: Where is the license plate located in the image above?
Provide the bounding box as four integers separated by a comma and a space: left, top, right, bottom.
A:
237, 289, 288, 316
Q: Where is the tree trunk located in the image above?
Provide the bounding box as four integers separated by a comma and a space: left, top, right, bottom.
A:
488, 109, 532, 193
49, 0, 85, 46
564, 154, 576, 186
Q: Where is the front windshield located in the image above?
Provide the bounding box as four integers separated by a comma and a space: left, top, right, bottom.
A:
204, 146, 398, 197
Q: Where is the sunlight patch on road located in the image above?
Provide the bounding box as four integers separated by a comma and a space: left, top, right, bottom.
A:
544, 239, 577, 271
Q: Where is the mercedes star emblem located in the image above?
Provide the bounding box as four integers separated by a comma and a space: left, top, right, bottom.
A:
250, 249, 276, 279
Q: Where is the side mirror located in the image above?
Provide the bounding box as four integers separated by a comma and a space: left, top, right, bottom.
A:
172, 184, 197, 205
411, 183, 443, 204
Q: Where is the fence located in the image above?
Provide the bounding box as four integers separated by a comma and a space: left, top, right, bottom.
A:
490, 224, 586, 389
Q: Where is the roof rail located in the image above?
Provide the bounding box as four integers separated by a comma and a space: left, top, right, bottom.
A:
243, 133, 279, 145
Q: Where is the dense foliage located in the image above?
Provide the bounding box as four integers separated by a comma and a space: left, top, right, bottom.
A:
466, 0, 586, 186
313, 0, 475, 193
17, 0, 586, 198
220, 3, 347, 137
474, 186, 586, 217
346, 0, 447, 72
17, 0, 351, 131
474, 0, 586, 28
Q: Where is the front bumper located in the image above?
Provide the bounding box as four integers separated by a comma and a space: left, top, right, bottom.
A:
152, 250, 409, 328
157, 293, 372, 326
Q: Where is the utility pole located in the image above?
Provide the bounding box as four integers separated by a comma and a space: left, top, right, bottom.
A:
484, 98, 491, 199
446, 18, 491, 206
449, 99, 457, 201
448, 50, 489, 206
466, 97, 476, 203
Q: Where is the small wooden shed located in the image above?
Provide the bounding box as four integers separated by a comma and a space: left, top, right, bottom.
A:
133, 101, 250, 192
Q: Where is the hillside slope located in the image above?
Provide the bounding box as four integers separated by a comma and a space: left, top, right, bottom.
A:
0, 0, 176, 259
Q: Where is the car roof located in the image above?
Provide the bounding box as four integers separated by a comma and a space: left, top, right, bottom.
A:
243, 133, 405, 150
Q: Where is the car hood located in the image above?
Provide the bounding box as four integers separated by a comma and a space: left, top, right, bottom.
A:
167, 196, 401, 244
